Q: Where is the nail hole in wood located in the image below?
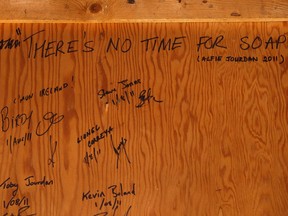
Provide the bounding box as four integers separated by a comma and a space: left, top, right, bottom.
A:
128, 0, 135, 4
89, 3, 102, 13
231, 12, 241, 16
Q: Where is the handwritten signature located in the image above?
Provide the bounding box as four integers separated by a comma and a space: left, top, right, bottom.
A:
97, 79, 163, 109
3, 205, 36, 216
48, 135, 58, 168
110, 135, 131, 169
94, 205, 132, 216
35, 112, 64, 136
0, 177, 36, 216
136, 88, 163, 108
1, 106, 64, 136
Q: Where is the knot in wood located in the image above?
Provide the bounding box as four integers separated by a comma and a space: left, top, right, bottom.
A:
89, 3, 102, 14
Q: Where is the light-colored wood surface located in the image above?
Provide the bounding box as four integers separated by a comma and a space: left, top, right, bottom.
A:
0, 0, 288, 22
0, 22, 288, 215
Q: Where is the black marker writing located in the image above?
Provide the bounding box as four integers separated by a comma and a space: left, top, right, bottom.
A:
106, 38, 132, 53
13, 93, 34, 104
136, 88, 163, 108
23, 29, 94, 59
97, 88, 117, 99
3, 205, 36, 216
110, 135, 131, 169
0, 38, 21, 50
141, 36, 186, 52
23, 30, 45, 58
118, 79, 141, 89
197, 35, 227, 51
36, 112, 64, 136
87, 126, 113, 148
48, 136, 57, 168
24, 176, 53, 187
6, 132, 32, 154
3, 194, 29, 210
0, 177, 18, 196
1, 106, 33, 133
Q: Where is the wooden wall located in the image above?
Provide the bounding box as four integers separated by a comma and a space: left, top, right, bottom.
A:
0, 0, 288, 22
0, 22, 288, 215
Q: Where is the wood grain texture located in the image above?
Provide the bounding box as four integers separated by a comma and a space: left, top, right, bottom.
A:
0, 22, 288, 216
0, 0, 288, 22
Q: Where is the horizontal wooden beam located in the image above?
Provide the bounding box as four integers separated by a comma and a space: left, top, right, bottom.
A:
0, 0, 288, 22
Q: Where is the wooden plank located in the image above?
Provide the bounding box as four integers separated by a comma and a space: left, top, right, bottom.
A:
0, 22, 288, 216
0, 0, 288, 22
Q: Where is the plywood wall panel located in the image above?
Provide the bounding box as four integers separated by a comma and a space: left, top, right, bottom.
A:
0, 22, 288, 216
